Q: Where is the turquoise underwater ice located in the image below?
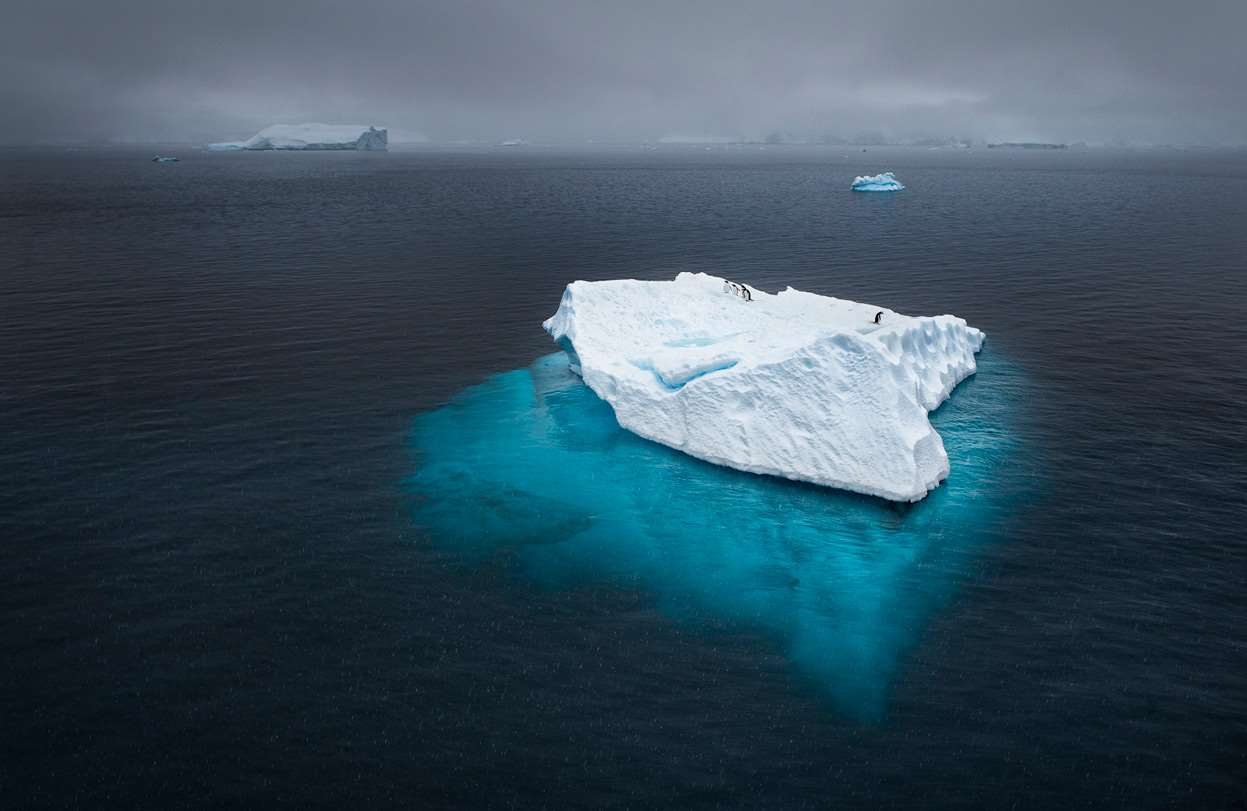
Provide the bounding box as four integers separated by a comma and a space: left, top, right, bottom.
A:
409, 350, 1023, 719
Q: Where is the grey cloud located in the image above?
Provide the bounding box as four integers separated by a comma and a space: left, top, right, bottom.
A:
2, 0, 1244, 144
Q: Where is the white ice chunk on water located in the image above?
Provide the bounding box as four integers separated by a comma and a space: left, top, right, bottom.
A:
208, 123, 388, 151
543, 272, 985, 501
851, 171, 905, 191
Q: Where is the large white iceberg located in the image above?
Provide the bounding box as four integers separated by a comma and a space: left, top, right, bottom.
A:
543, 273, 984, 502
851, 171, 905, 192
208, 123, 388, 151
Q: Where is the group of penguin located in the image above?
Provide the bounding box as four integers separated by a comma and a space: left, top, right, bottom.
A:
721, 280, 885, 326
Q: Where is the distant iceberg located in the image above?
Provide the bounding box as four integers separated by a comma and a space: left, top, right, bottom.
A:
543, 273, 983, 502
851, 171, 905, 192
151, 155, 179, 163
208, 123, 388, 151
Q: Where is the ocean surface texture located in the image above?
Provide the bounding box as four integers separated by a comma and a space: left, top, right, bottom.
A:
3, 145, 1245, 807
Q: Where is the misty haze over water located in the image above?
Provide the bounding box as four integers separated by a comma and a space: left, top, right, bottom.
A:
3, 1, 1245, 146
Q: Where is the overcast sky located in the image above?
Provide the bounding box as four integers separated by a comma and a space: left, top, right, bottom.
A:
3, 0, 1244, 144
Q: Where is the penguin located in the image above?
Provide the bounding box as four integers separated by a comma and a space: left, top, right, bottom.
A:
873, 311, 883, 324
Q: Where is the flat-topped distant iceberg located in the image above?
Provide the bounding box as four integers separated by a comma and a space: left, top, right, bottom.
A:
543, 273, 984, 501
851, 171, 905, 191
208, 123, 388, 151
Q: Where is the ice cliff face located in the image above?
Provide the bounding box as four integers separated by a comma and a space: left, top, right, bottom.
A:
543, 273, 984, 501
208, 124, 388, 151
851, 172, 905, 191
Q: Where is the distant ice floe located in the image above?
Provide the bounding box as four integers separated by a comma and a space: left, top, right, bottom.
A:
851, 171, 906, 192
208, 123, 388, 151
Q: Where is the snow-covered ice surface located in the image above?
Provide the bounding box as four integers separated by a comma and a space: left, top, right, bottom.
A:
543, 272, 984, 501
208, 123, 388, 151
851, 171, 906, 191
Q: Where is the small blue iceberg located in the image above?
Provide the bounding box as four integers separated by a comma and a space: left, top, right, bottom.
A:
851, 171, 904, 192
151, 155, 179, 163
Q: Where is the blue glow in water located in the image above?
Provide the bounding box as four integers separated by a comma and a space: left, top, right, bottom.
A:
409, 350, 1024, 719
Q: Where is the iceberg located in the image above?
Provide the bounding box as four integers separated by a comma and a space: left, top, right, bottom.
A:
851, 171, 905, 192
543, 273, 984, 502
207, 123, 388, 151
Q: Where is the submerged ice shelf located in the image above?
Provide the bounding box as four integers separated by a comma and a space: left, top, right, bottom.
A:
543, 273, 984, 501
408, 350, 1023, 717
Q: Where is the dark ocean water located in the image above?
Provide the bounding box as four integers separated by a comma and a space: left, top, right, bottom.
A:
2, 144, 1246, 808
